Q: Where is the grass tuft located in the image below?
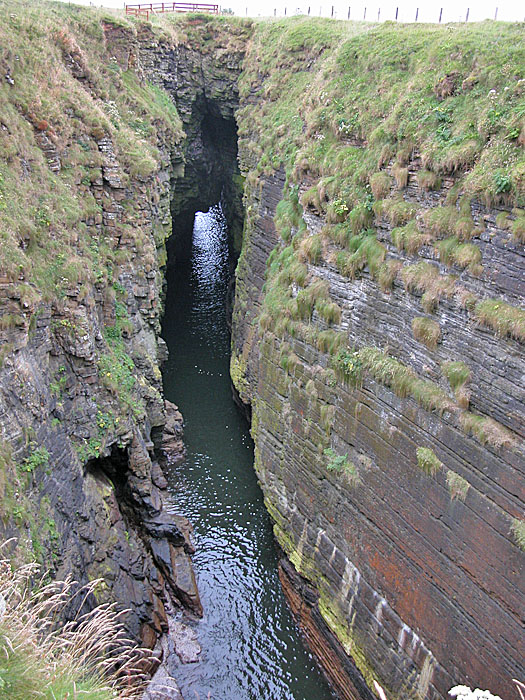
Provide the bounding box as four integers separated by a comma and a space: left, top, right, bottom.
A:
474, 299, 525, 342
0, 548, 150, 699
412, 317, 441, 349
446, 470, 470, 501
460, 412, 516, 449
416, 447, 442, 476
510, 519, 525, 551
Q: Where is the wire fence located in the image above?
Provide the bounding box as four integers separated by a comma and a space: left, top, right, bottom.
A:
223, 2, 524, 22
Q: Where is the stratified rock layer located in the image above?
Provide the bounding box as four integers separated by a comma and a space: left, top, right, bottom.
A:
232, 160, 524, 699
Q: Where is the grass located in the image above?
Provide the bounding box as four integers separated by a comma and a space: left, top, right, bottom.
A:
460, 412, 516, 449
416, 447, 442, 476
442, 360, 471, 389
323, 447, 359, 485
436, 236, 482, 273
391, 220, 430, 255
417, 169, 441, 191
358, 346, 456, 415
442, 360, 471, 407
402, 262, 457, 312
510, 519, 525, 551
474, 299, 525, 341
0, 0, 184, 300
0, 549, 150, 698
446, 470, 470, 501
412, 317, 441, 349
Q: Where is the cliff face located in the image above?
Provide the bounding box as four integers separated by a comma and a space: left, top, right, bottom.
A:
0, 2, 248, 647
231, 18, 524, 700
1, 6, 523, 699
0, 3, 205, 643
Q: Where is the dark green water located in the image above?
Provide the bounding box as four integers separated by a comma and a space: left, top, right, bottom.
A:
161, 205, 335, 700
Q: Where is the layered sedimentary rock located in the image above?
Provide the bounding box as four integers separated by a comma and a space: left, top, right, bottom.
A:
1, 8, 523, 700
0, 9, 202, 643
231, 20, 524, 700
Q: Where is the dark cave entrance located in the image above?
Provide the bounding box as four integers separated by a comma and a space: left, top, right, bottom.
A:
167, 96, 244, 267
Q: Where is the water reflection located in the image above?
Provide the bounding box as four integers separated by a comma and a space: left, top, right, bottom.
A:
161, 205, 334, 700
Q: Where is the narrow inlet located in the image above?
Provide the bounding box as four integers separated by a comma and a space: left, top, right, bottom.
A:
161, 205, 335, 699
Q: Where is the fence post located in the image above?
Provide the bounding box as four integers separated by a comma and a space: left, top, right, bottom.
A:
284, 6, 286, 14
274, 8, 276, 15
348, 6, 350, 19
308, 6, 310, 15
494, 7, 498, 19
395, 6, 398, 20
377, 7, 380, 20
363, 6, 366, 19
439, 7, 442, 21
331, 5, 334, 16
465, 7, 469, 21
415, 7, 418, 21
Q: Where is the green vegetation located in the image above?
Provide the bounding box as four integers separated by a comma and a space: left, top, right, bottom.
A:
402, 262, 457, 312
446, 470, 470, 501
510, 518, 525, 551
332, 347, 362, 385
442, 360, 471, 407
412, 317, 441, 349
460, 412, 516, 449
0, 0, 184, 302
0, 553, 148, 699
474, 299, 525, 341
442, 360, 471, 389
416, 447, 442, 476
357, 346, 456, 414
391, 220, 430, 255
323, 447, 359, 485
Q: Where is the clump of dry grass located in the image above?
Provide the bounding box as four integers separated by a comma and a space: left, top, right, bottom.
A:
0, 545, 151, 699
412, 317, 441, 349
402, 262, 456, 312
446, 470, 470, 501
474, 299, 525, 342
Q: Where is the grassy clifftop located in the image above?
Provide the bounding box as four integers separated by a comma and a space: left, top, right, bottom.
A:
0, 0, 182, 304
239, 17, 524, 206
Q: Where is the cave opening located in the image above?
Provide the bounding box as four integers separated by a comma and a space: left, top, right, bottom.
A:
166, 97, 244, 268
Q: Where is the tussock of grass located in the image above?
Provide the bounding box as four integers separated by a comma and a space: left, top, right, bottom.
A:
300, 233, 322, 264
369, 172, 391, 199
402, 262, 456, 312
358, 346, 456, 414
423, 205, 460, 238
460, 412, 516, 449
0, 549, 150, 699
510, 518, 525, 551
391, 164, 409, 189
442, 360, 471, 389
511, 215, 525, 243
437, 237, 482, 272
474, 299, 525, 342
412, 317, 441, 349
374, 196, 417, 227
446, 470, 470, 501
335, 230, 386, 280
377, 259, 402, 292
417, 169, 441, 191
391, 220, 430, 255
416, 447, 442, 476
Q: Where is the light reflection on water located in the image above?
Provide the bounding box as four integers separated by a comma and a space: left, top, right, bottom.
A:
161, 205, 335, 700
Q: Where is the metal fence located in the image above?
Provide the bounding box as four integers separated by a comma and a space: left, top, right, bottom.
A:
224, 2, 523, 22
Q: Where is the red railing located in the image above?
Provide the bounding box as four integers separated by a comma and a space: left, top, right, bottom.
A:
125, 3, 219, 20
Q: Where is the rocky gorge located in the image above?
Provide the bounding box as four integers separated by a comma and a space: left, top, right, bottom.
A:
0, 4, 523, 700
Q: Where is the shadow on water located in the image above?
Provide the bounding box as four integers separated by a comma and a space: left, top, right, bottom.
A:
161, 205, 335, 700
